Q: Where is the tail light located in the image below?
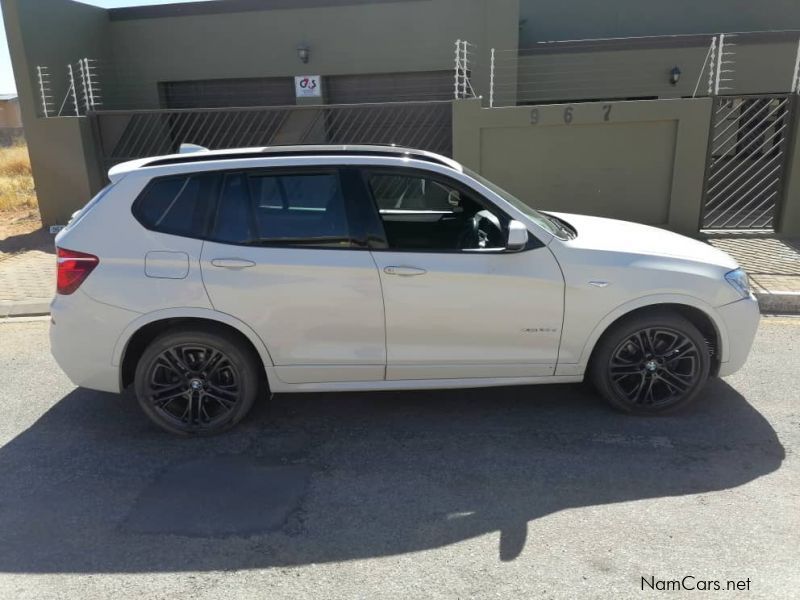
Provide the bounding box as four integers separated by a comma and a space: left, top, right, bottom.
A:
56, 248, 99, 295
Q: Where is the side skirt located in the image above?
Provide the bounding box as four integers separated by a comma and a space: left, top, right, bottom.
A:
265, 370, 584, 394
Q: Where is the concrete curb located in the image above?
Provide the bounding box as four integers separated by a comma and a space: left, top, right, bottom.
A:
755, 291, 800, 315
0, 299, 52, 318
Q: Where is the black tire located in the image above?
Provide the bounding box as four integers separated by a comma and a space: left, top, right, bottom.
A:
134, 326, 260, 435
590, 311, 711, 415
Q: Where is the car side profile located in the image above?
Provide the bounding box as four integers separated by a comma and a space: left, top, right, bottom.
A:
51, 145, 760, 435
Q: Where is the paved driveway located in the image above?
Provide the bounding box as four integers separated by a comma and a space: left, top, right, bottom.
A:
0, 317, 797, 599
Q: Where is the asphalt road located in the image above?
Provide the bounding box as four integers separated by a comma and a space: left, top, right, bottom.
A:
0, 317, 797, 599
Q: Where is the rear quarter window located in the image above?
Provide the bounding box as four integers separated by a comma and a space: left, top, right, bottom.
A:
132, 173, 220, 238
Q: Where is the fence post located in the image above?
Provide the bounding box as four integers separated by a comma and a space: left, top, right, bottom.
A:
791, 38, 800, 94
67, 64, 80, 116
78, 59, 91, 113
714, 34, 725, 95
36, 66, 51, 117
489, 48, 495, 108
461, 40, 469, 99
707, 37, 717, 96
454, 39, 461, 99
84, 59, 102, 110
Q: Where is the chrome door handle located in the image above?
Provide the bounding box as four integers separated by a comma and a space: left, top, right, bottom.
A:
384, 266, 427, 277
211, 258, 256, 269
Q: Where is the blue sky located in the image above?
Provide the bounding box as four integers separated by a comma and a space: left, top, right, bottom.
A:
0, 0, 210, 94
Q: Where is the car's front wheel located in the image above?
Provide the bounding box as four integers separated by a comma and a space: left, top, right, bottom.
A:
590, 311, 711, 414
134, 327, 259, 435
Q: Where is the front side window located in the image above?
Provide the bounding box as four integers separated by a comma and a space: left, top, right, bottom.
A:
366, 171, 507, 251
210, 170, 354, 247
133, 174, 219, 238
462, 167, 573, 240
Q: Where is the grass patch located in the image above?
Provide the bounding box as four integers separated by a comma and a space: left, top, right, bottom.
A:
0, 143, 37, 213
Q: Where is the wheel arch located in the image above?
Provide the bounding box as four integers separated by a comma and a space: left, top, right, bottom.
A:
580, 296, 726, 377
114, 308, 275, 390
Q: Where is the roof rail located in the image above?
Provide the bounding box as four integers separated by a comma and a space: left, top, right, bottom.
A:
142, 144, 462, 171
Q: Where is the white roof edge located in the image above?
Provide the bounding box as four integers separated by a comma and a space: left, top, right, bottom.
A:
107, 145, 462, 182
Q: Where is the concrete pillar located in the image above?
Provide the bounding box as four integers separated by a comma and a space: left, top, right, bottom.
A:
777, 97, 800, 237
1, 0, 111, 225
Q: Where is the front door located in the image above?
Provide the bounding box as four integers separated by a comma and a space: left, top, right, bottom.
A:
200, 169, 385, 384
361, 168, 564, 380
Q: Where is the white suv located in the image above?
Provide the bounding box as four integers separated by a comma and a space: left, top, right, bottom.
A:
51, 145, 760, 435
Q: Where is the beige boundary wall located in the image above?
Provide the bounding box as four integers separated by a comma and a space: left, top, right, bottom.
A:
453, 98, 713, 235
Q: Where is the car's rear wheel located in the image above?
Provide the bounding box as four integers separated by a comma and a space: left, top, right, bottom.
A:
591, 311, 710, 414
134, 327, 259, 435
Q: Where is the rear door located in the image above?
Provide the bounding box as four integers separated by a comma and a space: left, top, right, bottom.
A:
200, 168, 386, 384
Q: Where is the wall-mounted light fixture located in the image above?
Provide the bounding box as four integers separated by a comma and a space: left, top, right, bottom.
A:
297, 44, 310, 64
670, 66, 682, 86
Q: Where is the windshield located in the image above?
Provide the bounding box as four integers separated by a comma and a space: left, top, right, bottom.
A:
463, 168, 572, 240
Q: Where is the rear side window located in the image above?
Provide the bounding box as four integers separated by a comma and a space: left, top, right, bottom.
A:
133, 174, 219, 238
210, 171, 354, 247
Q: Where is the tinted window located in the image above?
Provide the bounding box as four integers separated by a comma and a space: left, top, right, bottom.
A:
212, 174, 252, 244
133, 174, 219, 237
370, 174, 455, 211
366, 172, 506, 251
210, 171, 354, 247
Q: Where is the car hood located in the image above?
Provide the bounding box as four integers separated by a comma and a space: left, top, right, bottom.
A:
546, 212, 739, 270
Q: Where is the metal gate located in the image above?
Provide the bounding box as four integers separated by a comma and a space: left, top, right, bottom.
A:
90, 101, 454, 173
702, 94, 796, 230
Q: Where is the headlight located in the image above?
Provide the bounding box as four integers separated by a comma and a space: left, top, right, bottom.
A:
725, 268, 751, 298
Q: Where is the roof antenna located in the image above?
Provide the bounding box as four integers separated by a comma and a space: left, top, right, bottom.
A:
179, 143, 209, 154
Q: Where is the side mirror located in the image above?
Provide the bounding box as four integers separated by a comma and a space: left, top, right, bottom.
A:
506, 220, 529, 252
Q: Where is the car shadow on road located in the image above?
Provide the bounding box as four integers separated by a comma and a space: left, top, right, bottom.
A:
0, 379, 784, 573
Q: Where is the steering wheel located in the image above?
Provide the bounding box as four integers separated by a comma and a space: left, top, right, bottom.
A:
458, 210, 502, 249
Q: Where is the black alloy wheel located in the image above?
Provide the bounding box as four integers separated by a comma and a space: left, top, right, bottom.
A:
591, 312, 711, 414
134, 327, 259, 435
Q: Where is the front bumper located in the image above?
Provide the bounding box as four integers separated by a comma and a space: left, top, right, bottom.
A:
717, 296, 760, 377
50, 291, 139, 393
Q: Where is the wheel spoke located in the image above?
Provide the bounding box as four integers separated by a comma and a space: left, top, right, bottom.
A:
626, 372, 646, 403
639, 330, 655, 356
205, 390, 236, 409
658, 368, 694, 393
153, 389, 186, 407
666, 343, 698, 363
641, 375, 657, 405
199, 349, 223, 374
611, 364, 641, 376
162, 347, 191, 375
206, 381, 238, 399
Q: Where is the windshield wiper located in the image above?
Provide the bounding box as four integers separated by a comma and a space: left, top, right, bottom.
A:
543, 214, 577, 240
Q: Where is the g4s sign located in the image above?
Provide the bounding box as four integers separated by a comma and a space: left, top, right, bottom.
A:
295, 75, 322, 98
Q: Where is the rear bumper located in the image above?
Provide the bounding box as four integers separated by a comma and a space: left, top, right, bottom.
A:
717, 296, 760, 377
50, 291, 139, 394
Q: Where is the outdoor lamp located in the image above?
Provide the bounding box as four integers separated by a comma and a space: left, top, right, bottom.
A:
670, 66, 682, 86
297, 44, 310, 64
